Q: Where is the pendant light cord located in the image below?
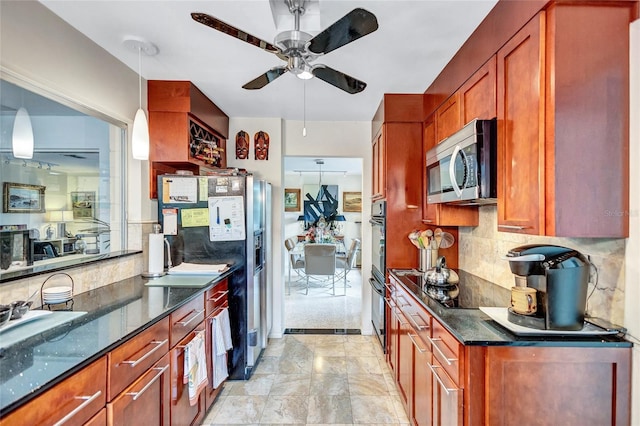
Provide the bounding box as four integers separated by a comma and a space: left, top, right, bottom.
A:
303, 80, 307, 137
138, 47, 142, 109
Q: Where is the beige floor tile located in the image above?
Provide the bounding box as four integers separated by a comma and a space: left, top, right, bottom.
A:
259, 395, 309, 424
226, 374, 274, 396
350, 395, 399, 424
312, 355, 348, 374
269, 374, 311, 395
348, 373, 390, 395
310, 373, 349, 395
210, 395, 267, 424
345, 355, 382, 375
306, 395, 353, 424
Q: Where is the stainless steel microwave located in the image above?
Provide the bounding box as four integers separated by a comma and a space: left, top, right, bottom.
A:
426, 118, 497, 205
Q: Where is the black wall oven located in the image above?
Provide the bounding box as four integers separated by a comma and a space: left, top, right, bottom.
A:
369, 200, 386, 350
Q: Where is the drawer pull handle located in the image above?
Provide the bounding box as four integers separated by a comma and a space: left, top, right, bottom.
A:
208, 290, 228, 303
428, 337, 457, 365
423, 219, 434, 223
384, 297, 396, 309
498, 225, 528, 230
126, 365, 169, 401
177, 309, 204, 327
396, 295, 410, 307
53, 390, 102, 426
407, 312, 429, 331
121, 339, 168, 368
394, 309, 408, 326
408, 333, 427, 353
428, 363, 458, 395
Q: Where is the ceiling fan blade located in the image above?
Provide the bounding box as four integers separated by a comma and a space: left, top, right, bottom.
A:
191, 12, 281, 55
312, 66, 367, 94
307, 8, 378, 55
242, 67, 289, 90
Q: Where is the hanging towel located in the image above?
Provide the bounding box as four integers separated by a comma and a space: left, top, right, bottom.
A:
212, 308, 233, 388
183, 330, 208, 406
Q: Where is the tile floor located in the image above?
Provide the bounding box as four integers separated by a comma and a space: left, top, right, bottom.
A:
201, 333, 409, 425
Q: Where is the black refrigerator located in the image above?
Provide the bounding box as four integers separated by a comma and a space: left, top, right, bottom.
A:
157, 171, 270, 379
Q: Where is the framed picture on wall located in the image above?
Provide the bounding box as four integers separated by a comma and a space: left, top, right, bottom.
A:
284, 188, 301, 212
2, 182, 46, 213
71, 191, 95, 219
343, 191, 362, 212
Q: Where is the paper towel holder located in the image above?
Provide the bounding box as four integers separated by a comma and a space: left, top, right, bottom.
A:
142, 224, 167, 278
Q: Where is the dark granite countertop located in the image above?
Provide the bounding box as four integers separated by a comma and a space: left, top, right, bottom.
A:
0, 268, 234, 415
389, 269, 632, 348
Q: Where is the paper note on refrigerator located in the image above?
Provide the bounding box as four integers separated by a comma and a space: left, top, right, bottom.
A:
208, 196, 245, 241
181, 208, 210, 227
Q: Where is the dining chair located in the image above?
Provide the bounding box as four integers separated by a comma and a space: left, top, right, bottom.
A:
303, 244, 339, 295
284, 237, 305, 295
336, 238, 360, 289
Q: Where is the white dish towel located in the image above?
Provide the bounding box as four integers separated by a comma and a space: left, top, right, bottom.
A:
183, 329, 208, 406
212, 307, 233, 388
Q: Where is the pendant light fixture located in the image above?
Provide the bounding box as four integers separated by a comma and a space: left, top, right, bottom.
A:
12, 107, 34, 159
123, 37, 158, 160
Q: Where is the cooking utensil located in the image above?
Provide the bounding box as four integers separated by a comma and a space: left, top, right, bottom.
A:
434, 228, 443, 248
408, 232, 421, 249
424, 256, 459, 287
10, 300, 33, 320
439, 231, 455, 249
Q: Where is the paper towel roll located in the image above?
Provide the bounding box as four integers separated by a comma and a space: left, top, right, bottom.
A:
148, 233, 165, 274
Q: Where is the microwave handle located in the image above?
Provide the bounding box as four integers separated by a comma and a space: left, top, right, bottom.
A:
449, 144, 463, 197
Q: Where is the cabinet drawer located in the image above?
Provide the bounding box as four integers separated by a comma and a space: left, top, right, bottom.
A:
395, 285, 431, 341
107, 353, 170, 426
0, 357, 107, 426
108, 316, 170, 400
205, 278, 229, 317
170, 295, 205, 347
430, 320, 463, 386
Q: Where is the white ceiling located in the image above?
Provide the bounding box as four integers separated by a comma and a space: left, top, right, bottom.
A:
39, 0, 498, 123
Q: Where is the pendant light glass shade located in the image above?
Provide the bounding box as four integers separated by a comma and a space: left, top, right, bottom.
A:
12, 107, 34, 159
132, 108, 149, 160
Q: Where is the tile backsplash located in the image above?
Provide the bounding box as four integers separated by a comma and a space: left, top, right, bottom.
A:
458, 206, 625, 325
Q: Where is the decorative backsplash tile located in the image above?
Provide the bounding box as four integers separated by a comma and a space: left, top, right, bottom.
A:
458, 206, 625, 325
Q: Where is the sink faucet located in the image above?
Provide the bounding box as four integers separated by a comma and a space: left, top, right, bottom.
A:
164, 237, 173, 270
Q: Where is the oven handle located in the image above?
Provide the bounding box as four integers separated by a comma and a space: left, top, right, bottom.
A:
369, 278, 384, 296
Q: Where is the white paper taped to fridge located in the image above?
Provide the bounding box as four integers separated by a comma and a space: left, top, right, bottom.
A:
208, 196, 245, 241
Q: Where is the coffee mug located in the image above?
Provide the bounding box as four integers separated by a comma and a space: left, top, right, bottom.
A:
511, 286, 537, 315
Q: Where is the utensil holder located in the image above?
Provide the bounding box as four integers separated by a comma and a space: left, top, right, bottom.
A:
419, 249, 433, 272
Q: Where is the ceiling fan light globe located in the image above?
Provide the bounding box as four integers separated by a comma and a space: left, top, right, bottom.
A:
296, 70, 314, 80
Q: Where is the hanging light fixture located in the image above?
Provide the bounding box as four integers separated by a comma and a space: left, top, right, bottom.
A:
123, 37, 158, 160
12, 107, 34, 159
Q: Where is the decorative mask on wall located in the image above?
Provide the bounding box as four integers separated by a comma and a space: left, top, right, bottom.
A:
235, 130, 250, 159
254, 131, 270, 160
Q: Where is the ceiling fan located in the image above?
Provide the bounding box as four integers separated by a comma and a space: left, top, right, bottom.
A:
191, 0, 378, 94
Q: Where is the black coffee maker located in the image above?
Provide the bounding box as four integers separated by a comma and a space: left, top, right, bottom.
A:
505, 244, 590, 331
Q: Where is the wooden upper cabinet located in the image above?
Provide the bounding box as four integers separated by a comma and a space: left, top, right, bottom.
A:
497, 2, 631, 237
460, 56, 497, 124
372, 127, 386, 200
435, 92, 460, 143
148, 80, 229, 199
496, 12, 545, 235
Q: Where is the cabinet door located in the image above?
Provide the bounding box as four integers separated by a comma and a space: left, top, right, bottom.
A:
385, 283, 399, 377
435, 93, 461, 143
170, 324, 207, 426
422, 116, 437, 225
107, 353, 170, 426
430, 360, 463, 426
205, 301, 229, 410
485, 346, 631, 426
460, 56, 497, 124
397, 313, 413, 412
496, 12, 546, 235
372, 127, 385, 200
410, 332, 432, 426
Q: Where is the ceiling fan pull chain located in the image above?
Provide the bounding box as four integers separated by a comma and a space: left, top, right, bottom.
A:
303, 80, 307, 137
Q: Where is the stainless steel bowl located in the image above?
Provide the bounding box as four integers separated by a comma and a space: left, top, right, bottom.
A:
0, 305, 12, 326
10, 300, 32, 320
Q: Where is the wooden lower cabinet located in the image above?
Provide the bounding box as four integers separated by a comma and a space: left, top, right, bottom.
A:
387, 278, 631, 426
0, 357, 107, 426
107, 353, 170, 426
170, 323, 207, 426
484, 346, 631, 426
85, 408, 107, 426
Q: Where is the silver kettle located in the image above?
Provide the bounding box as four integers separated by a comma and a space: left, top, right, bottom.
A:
424, 256, 459, 287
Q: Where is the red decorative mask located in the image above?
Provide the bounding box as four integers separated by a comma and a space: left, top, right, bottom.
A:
235, 130, 249, 159
254, 131, 270, 160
